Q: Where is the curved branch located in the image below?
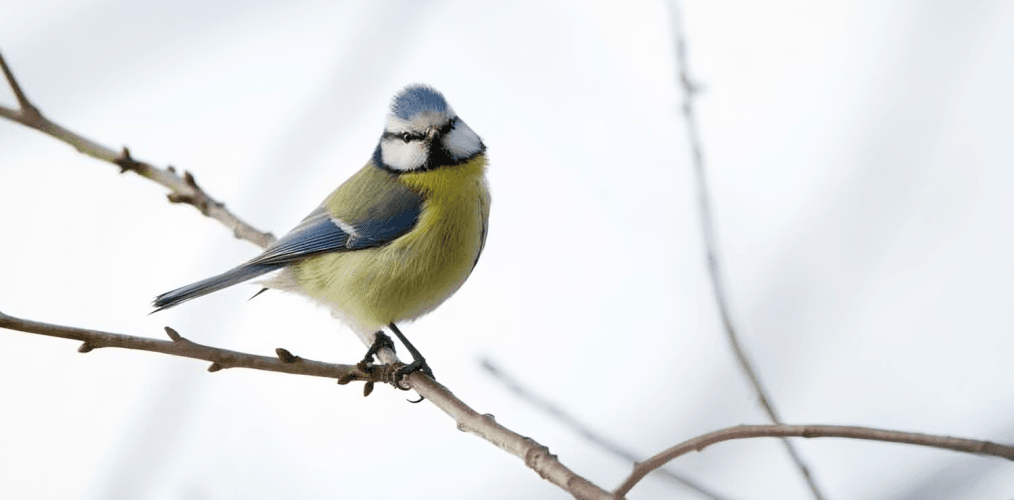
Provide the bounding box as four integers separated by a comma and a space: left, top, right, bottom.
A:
615, 424, 1014, 497
0, 51, 274, 248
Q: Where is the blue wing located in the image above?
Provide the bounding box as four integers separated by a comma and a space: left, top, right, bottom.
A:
248, 201, 421, 266
153, 196, 422, 312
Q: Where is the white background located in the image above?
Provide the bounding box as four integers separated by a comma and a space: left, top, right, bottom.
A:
1, 1, 1012, 499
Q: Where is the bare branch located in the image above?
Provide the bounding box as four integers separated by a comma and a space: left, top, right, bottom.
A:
0, 51, 274, 248
665, 3, 827, 498
482, 359, 734, 500
615, 424, 1014, 497
0, 310, 616, 500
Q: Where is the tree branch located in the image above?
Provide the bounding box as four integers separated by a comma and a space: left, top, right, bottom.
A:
615, 424, 1014, 497
0, 309, 616, 500
665, 3, 827, 498
0, 51, 274, 248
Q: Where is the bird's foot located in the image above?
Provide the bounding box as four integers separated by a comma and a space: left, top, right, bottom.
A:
396, 358, 433, 404
388, 323, 435, 402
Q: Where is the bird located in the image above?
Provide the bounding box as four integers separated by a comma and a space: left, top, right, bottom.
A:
153, 84, 490, 378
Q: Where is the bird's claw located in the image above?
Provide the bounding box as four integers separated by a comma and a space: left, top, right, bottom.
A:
395, 359, 434, 403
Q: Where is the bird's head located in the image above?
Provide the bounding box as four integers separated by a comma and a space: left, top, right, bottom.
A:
375, 85, 485, 172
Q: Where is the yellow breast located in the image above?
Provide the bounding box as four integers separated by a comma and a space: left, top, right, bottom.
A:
291, 155, 490, 334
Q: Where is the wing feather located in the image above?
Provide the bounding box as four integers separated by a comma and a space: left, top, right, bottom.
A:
152, 165, 425, 311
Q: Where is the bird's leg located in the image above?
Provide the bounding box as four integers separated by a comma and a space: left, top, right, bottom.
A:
388, 323, 434, 380
358, 331, 395, 368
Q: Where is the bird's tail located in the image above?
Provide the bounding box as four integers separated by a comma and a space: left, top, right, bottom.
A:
152, 263, 283, 312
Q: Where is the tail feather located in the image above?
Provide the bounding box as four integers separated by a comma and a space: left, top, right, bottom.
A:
152, 263, 283, 312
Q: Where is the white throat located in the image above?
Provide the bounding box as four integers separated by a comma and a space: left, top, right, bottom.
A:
380, 138, 430, 171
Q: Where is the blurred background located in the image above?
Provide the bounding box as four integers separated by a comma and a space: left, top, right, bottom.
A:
1, 0, 1013, 498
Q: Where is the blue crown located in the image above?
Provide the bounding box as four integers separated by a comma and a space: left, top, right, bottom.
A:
391, 85, 449, 120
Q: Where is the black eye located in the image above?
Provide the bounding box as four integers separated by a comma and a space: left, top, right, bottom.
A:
399, 132, 412, 142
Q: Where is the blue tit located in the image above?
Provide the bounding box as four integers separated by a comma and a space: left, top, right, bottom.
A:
154, 84, 489, 374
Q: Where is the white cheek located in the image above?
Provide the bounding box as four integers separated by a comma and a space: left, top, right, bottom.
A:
444, 122, 482, 160
381, 139, 428, 171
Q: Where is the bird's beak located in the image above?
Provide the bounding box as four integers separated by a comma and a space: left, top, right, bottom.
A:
426, 127, 439, 141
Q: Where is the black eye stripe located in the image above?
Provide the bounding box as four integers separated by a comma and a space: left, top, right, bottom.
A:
383, 131, 425, 142
382, 117, 459, 143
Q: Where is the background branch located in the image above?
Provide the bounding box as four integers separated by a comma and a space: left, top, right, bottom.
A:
666, 3, 826, 498
615, 424, 1014, 497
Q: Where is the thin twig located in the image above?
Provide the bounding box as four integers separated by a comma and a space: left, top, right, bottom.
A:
665, 3, 827, 499
615, 424, 1014, 497
0, 51, 36, 113
482, 359, 734, 500
0, 51, 274, 248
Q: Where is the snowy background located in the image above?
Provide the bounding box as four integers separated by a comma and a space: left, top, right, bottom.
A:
1, 1, 1013, 498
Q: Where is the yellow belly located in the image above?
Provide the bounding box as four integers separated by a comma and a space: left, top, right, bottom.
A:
290, 156, 489, 334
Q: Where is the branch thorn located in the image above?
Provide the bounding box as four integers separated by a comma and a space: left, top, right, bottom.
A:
164, 326, 182, 342
114, 146, 141, 174
182, 171, 199, 189
275, 347, 298, 363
